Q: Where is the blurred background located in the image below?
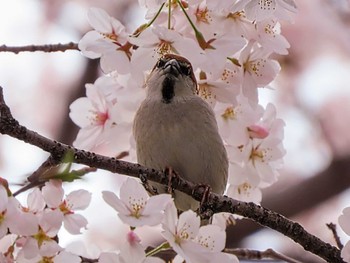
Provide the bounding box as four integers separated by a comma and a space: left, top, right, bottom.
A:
1, 0, 350, 262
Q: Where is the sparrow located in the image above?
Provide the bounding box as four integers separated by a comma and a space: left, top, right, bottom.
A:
133, 53, 228, 212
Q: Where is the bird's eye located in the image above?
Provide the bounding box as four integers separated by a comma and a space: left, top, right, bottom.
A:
156, 58, 166, 68
179, 63, 192, 76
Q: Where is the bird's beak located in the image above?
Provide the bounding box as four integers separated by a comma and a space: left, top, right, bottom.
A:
163, 59, 180, 77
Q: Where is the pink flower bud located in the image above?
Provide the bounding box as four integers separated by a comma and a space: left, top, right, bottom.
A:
248, 124, 269, 139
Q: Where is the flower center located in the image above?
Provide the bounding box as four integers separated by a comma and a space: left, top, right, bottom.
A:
221, 107, 235, 120
195, 6, 211, 24
59, 200, 73, 215
33, 227, 52, 247
198, 83, 214, 100
258, 0, 275, 11
93, 111, 109, 126
227, 11, 246, 20
237, 182, 252, 195
156, 40, 173, 56
128, 197, 146, 218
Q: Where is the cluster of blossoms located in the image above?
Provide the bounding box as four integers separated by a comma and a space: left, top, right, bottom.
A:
100, 178, 239, 263
71, 0, 296, 203
0, 177, 240, 262
0, 180, 91, 262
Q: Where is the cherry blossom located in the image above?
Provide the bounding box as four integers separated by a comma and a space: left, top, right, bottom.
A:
42, 180, 91, 234
129, 26, 203, 85
138, 0, 166, 20
197, 74, 239, 107
254, 19, 290, 55
17, 210, 63, 261
16, 249, 81, 263
0, 185, 15, 239
339, 207, 350, 262
69, 76, 133, 154
0, 186, 38, 239
226, 180, 263, 203
98, 231, 164, 263
239, 41, 280, 104
244, 0, 297, 22
79, 7, 131, 74
215, 96, 264, 147
197, 33, 246, 79
162, 203, 237, 263
235, 104, 286, 188
102, 178, 172, 227
211, 1, 255, 40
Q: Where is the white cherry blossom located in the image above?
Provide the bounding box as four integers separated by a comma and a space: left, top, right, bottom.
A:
197, 74, 239, 107
129, 26, 203, 84
226, 180, 262, 203
215, 95, 264, 146
162, 203, 236, 263
17, 210, 63, 261
339, 207, 350, 262
69, 76, 133, 154
244, 0, 297, 22
0, 187, 38, 238
255, 19, 290, 55
239, 41, 280, 104
79, 8, 131, 74
236, 104, 286, 187
42, 180, 91, 235
102, 178, 172, 227
198, 33, 246, 79
98, 231, 165, 263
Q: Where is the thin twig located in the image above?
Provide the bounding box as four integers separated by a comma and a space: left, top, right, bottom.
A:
225, 248, 302, 263
327, 223, 344, 249
0, 42, 79, 54
0, 86, 344, 263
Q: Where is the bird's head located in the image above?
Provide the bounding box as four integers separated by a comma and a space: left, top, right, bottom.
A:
145, 54, 198, 104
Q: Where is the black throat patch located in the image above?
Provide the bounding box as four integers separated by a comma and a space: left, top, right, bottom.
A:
161, 76, 175, 104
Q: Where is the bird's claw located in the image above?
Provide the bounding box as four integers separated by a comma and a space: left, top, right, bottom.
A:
164, 167, 179, 194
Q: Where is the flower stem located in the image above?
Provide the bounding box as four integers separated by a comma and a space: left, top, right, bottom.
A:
176, 0, 198, 34
146, 242, 171, 257
131, 2, 165, 37
176, 0, 208, 49
168, 0, 172, 29
147, 2, 166, 28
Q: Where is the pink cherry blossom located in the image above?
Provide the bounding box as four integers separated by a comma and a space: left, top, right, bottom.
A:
102, 178, 172, 227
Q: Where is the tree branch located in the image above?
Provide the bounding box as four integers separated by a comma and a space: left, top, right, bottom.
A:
0, 86, 344, 263
0, 42, 79, 53
225, 248, 302, 263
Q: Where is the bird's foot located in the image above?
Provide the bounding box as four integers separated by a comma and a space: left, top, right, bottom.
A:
164, 166, 179, 194
193, 184, 213, 221
139, 173, 158, 195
